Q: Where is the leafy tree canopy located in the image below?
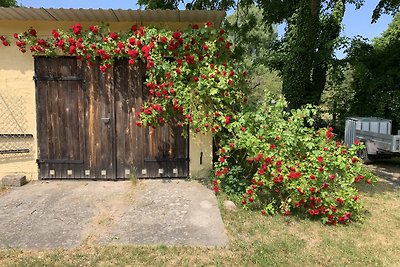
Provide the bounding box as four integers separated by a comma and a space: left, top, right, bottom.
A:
137, 0, 178, 9
256, 0, 362, 109
225, 5, 281, 98
347, 13, 400, 132
0, 0, 17, 7
372, 0, 400, 22
137, 0, 397, 110
137, 0, 236, 10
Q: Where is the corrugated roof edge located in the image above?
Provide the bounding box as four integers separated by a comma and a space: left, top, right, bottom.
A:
0, 7, 226, 27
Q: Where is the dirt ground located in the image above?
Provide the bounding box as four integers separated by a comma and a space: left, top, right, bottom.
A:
367, 158, 400, 187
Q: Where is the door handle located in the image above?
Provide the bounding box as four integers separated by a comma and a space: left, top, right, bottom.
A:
101, 113, 111, 124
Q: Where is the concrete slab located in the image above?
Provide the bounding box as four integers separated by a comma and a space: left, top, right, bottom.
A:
0, 181, 128, 249
0, 179, 228, 249
99, 180, 228, 247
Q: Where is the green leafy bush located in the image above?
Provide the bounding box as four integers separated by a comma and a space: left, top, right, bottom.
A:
213, 94, 375, 224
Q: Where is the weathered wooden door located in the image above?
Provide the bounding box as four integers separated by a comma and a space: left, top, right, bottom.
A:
35, 57, 188, 179
113, 60, 189, 178
35, 57, 86, 178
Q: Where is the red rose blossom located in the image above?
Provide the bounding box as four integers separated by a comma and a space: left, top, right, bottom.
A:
29, 28, 37, 36
71, 23, 82, 35
52, 29, 60, 38
109, 32, 118, 40
224, 116, 231, 124
89, 25, 98, 34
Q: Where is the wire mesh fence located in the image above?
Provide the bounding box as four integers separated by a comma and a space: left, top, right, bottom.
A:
0, 92, 33, 157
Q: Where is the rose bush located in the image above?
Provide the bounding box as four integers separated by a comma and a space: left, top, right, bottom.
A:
2, 22, 248, 132
1, 23, 375, 224
0, 35, 9, 46
212, 93, 375, 224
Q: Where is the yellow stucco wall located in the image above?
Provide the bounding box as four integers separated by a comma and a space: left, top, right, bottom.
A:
0, 20, 212, 180
189, 131, 213, 178
0, 39, 37, 180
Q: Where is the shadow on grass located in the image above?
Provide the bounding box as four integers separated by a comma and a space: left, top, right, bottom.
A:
356, 158, 400, 195
368, 158, 400, 184
358, 180, 397, 196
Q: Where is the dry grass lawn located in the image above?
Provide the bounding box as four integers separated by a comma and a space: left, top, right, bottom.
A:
0, 179, 399, 267
0, 186, 7, 197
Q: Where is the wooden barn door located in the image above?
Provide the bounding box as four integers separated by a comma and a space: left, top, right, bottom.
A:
35, 57, 86, 178
113, 60, 189, 178
35, 57, 188, 179
35, 57, 115, 179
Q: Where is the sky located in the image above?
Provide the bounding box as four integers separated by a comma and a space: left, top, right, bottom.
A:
18, 0, 395, 57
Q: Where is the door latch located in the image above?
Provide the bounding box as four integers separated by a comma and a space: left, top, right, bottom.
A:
101, 113, 111, 124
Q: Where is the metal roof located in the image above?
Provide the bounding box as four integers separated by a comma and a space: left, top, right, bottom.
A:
0, 7, 225, 26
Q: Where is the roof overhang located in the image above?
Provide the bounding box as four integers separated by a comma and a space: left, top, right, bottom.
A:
0, 7, 225, 27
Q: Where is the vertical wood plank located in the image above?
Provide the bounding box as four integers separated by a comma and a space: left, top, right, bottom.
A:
84, 59, 115, 179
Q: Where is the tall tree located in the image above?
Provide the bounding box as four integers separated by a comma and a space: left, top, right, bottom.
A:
0, 0, 17, 7
320, 64, 355, 132
137, 0, 396, 111
256, 0, 364, 109
347, 13, 400, 132
225, 5, 282, 98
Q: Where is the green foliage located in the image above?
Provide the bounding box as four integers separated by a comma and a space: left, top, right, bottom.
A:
372, 0, 400, 22
347, 13, 400, 132
320, 64, 355, 133
137, 0, 178, 9
3, 22, 249, 133
213, 93, 375, 224
225, 5, 276, 65
259, 0, 354, 109
0, 0, 17, 7
219, 165, 248, 195
224, 5, 282, 97
137, 0, 235, 10
135, 0, 396, 112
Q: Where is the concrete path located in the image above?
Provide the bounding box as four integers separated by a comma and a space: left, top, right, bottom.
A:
0, 180, 228, 249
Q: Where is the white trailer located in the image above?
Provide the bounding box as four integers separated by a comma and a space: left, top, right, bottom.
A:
345, 117, 400, 163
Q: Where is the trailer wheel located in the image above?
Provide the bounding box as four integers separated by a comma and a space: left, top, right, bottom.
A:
358, 147, 375, 164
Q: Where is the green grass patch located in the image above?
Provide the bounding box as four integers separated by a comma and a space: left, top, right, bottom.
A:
0, 181, 399, 267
